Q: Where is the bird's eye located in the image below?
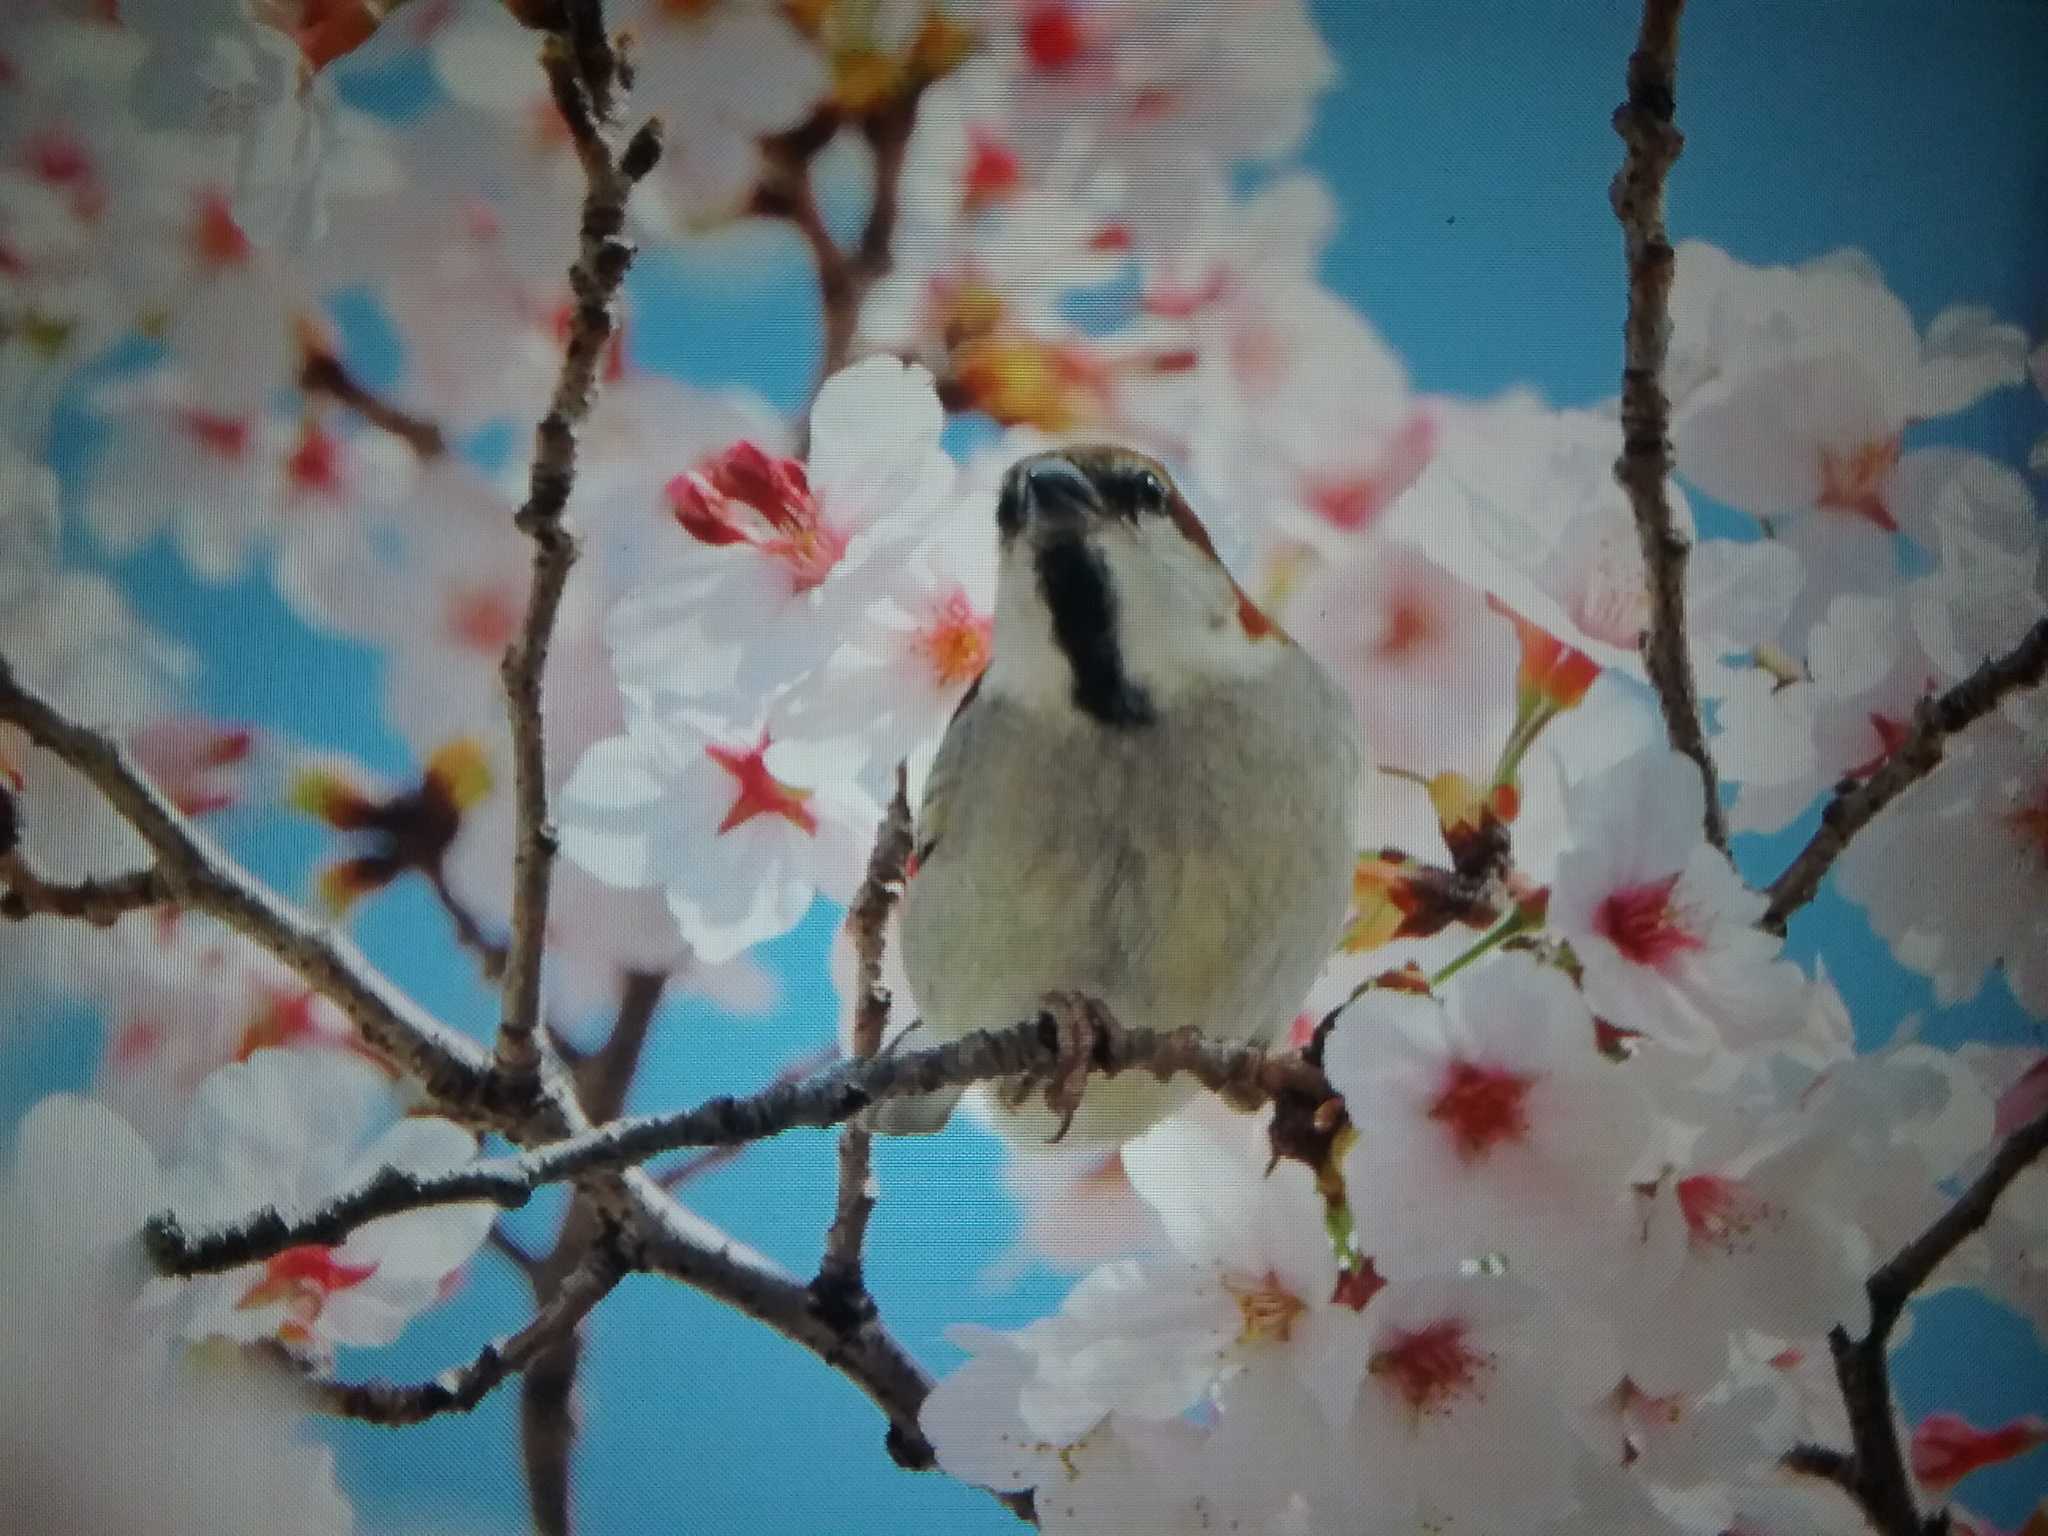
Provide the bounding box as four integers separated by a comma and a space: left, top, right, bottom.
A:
1116, 467, 1169, 514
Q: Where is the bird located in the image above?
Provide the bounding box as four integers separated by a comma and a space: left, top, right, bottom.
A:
880, 443, 1364, 1143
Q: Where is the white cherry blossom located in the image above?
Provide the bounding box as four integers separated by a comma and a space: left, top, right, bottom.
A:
165, 1049, 493, 1359
559, 709, 879, 963
1325, 953, 1655, 1283
1342, 1273, 1582, 1531
1011, 1111, 1372, 1438
1837, 717, 2048, 1016
1550, 748, 1806, 1052
605, 357, 956, 722
1, 1094, 354, 1536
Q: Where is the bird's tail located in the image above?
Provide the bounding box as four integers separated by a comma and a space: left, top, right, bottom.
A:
862, 1085, 965, 1136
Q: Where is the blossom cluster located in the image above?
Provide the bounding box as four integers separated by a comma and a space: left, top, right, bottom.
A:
0, 1, 2043, 1533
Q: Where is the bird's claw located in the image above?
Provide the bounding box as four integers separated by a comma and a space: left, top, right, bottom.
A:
1033, 991, 1112, 1143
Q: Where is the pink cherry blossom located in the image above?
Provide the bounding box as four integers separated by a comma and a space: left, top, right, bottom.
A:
94, 914, 372, 1152
1284, 539, 1519, 777
1185, 276, 1434, 560
77, 370, 295, 580
612, 0, 825, 227
960, 0, 1334, 250
165, 1049, 493, 1359
605, 357, 955, 721
1669, 243, 2028, 607
1550, 749, 1807, 1052
1325, 952, 1655, 1282
772, 514, 996, 796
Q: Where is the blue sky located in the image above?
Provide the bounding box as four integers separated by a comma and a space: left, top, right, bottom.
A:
13, 2, 2048, 1531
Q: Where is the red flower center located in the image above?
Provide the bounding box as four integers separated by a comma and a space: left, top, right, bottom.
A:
1428, 1059, 1535, 1161
444, 584, 523, 655
667, 442, 849, 595
707, 734, 818, 837
1370, 1319, 1495, 1419
286, 425, 344, 499
1593, 872, 1702, 970
1374, 590, 1439, 660
192, 189, 252, 269
1817, 434, 1903, 531
914, 588, 993, 687
1020, 2, 1087, 72
1674, 1173, 1781, 1254
177, 408, 253, 461
238, 1243, 379, 1342
961, 126, 1023, 216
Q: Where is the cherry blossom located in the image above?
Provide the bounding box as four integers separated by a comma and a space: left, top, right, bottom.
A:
1008, 1111, 1371, 1438
1342, 1273, 1582, 1530
1669, 243, 2028, 611
559, 708, 879, 964
164, 1048, 493, 1358
1324, 952, 1655, 1282
94, 915, 373, 1152
1550, 748, 1807, 1053
1184, 276, 1434, 560
1614, 1114, 1866, 1393
1385, 399, 1685, 673
605, 357, 956, 722
1284, 538, 1519, 778
960, 0, 1335, 250
1, 1094, 354, 1536
772, 512, 997, 796
1837, 717, 2048, 1016
612, 0, 826, 228
76, 370, 297, 580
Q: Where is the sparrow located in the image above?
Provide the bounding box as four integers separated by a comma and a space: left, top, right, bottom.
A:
880, 444, 1364, 1143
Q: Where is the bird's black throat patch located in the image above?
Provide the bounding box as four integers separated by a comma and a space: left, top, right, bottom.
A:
1034, 539, 1155, 729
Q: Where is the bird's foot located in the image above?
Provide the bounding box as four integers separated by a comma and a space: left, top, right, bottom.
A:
1024, 991, 1114, 1143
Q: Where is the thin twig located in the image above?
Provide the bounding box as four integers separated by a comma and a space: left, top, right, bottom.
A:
817, 767, 913, 1305
496, 5, 664, 1084
0, 852, 169, 924
1609, 0, 1725, 852
755, 89, 924, 421
1761, 613, 2048, 931
311, 1248, 621, 1426
142, 1010, 1330, 1277
299, 349, 446, 460
425, 859, 509, 980
1785, 1104, 2048, 1536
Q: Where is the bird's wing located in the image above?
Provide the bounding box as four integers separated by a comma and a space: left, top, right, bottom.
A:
912, 672, 983, 868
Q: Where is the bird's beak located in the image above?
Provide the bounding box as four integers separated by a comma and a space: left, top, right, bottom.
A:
998, 453, 1099, 541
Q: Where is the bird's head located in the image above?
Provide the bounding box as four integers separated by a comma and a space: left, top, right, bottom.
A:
986, 444, 1287, 728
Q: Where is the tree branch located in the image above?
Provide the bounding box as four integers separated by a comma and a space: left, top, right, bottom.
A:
1761, 613, 2048, 931
496, 4, 665, 1085
143, 1010, 1328, 1277
298, 348, 446, 460
0, 659, 495, 1107
817, 767, 913, 1306
0, 850, 169, 924
1609, 0, 1726, 852
310, 1247, 621, 1427
1784, 1104, 2048, 1536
